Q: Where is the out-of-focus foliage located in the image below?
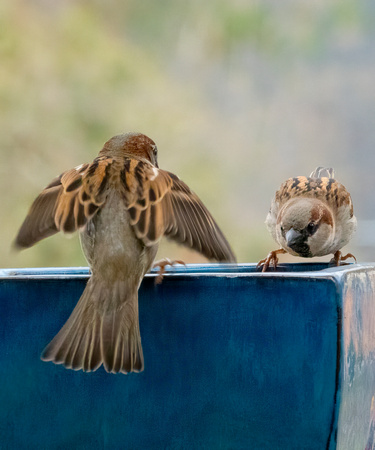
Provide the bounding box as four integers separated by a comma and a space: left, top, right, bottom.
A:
1, 0, 375, 268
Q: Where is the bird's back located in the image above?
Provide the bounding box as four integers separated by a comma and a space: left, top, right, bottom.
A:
80, 190, 158, 282
274, 176, 354, 216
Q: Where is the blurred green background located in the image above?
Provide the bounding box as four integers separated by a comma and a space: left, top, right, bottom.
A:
1, 0, 374, 268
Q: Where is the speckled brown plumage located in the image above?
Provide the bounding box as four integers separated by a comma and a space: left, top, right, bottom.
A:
258, 167, 357, 272
15, 132, 236, 374
274, 176, 354, 217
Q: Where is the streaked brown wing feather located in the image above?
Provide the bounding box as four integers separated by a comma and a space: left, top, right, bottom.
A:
15, 159, 112, 249
275, 176, 354, 216
166, 176, 236, 261
15, 185, 62, 248
125, 162, 236, 263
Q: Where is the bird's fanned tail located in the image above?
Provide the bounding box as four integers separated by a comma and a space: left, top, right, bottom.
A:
41, 277, 144, 374
309, 166, 335, 179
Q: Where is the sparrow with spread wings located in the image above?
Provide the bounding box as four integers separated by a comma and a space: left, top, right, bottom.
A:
15, 132, 236, 374
258, 167, 357, 272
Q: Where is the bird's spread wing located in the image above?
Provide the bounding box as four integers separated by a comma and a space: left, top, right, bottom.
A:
121, 160, 236, 262
16, 156, 236, 263
15, 158, 112, 248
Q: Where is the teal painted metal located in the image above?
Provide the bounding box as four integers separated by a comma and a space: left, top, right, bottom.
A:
0, 263, 375, 449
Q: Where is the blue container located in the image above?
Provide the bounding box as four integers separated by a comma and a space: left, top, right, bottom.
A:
1, 263, 375, 449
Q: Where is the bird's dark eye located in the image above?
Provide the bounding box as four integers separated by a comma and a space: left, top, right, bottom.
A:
306, 222, 318, 236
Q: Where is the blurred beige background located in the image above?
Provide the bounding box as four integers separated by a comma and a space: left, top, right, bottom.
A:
1, 0, 374, 268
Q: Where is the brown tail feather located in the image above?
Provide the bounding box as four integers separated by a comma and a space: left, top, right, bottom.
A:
41, 277, 144, 374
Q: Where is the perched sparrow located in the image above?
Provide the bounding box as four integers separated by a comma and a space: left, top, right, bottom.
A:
15, 132, 236, 373
258, 167, 357, 272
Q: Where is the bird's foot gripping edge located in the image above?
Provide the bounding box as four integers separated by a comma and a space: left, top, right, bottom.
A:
152, 258, 186, 284
330, 250, 357, 266
257, 249, 287, 273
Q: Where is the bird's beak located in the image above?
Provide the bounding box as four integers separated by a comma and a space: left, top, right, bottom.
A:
286, 229, 303, 248
285, 229, 311, 257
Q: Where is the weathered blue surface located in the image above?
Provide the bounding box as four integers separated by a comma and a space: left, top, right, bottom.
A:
0, 263, 375, 449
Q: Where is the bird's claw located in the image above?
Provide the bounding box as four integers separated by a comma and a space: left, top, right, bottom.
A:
257, 249, 287, 272
152, 258, 186, 284
330, 251, 357, 266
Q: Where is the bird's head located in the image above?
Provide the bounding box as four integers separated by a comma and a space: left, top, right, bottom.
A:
276, 198, 335, 257
101, 132, 159, 167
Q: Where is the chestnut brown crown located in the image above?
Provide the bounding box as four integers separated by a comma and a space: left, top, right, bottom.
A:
101, 132, 158, 167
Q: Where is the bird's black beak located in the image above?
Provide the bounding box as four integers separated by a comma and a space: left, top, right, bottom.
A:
285, 229, 311, 257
